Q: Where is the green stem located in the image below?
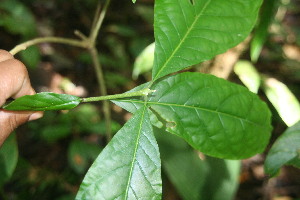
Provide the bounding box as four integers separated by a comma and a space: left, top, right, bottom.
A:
81, 88, 155, 103
9, 37, 88, 55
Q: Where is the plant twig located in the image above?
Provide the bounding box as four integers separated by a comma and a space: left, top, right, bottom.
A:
81, 88, 155, 102
89, 0, 111, 45
9, 37, 88, 56
9, 0, 114, 141
89, 47, 112, 140
88, 0, 112, 141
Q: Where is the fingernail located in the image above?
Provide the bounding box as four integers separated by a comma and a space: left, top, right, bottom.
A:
28, 112, 44, 121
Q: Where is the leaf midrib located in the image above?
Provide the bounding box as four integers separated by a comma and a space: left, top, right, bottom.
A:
117, 99, 266, 128
153, 0, 212, 81
124, 106, 147, 199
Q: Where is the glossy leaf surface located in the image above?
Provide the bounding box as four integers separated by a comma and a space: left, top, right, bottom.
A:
265, 121, 300, 177
3, 92, 81, 111
76, 107, 162, 200
113, 72, 272, 159
152, 0, 263, 81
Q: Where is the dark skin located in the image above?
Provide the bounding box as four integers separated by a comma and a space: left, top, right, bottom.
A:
0, 50, 43, 146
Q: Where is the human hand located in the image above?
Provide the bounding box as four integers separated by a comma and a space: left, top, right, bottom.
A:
0, 50, 43, 147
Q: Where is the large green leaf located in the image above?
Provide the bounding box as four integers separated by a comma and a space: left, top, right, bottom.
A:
3, 92, 81, 111
264, 121, 300, 177
152, 0, 263, 81
76, 106, 162, 200
113, 72, 272, 159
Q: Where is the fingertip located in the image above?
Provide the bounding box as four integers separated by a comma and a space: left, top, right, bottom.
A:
0, 50, 14, 62
28, 112, 44, 121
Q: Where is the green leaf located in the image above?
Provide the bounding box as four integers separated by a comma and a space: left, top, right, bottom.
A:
76, 107, 162, 200
265, 121, 300, 177
263, 77, 300, 127
201, 157, 240, 200
152, 0, 263, 81
250, 0, 279, 62
155, 127, 207, 200
3, 92, 81, 111
234, 60, 261, 93
132, 0, 136, 3
0, 133, 18, 186
113, 72, 272, 159
156, 127, 240, 200
0, 0, 37, 37
132, 42, 155, 80
20, 46, 41, 69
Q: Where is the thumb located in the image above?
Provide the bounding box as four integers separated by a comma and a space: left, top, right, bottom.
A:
0, 110, 43, 146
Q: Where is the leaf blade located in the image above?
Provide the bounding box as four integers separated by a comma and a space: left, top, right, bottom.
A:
264, 121, 300, 177
114, 72, 272, 159
3, 92, 81, 111
152, 0, 263, 81
76, 106, 162, 200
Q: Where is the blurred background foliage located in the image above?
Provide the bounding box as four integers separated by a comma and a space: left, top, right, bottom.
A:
0, 0, 300, 199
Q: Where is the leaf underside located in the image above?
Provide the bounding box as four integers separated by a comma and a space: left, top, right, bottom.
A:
264, 121, 300, 177
3, 92, 81, 111
76, 106, 162, 200
152, 0, 263, 81
113, 72, 272, 159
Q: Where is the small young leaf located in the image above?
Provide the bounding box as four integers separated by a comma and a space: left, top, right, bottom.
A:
3, 92, 81, 111
113, 72, 272, 159
263, 77, 300, 127
132, 42, 155, 79
76, 106, 162, 200
152, 0, 263, 81
264, 121, 300, 177
234, 60, 261, 93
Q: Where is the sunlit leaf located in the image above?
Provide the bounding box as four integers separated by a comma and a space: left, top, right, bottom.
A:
152, 0, 263, 81
234, 60, 261, 93
113, 72, 272, 159
132, 42, 155, 79
76, 107, 162, 200
3, 92, 81, 111
0, 133, 18, 186
263, 77, 300, 127
265, 121, 300, 177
